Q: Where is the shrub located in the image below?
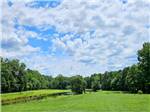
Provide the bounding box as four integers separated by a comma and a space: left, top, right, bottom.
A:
137, 90, 143, 94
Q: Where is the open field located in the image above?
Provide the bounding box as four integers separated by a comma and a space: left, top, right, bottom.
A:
1, 89, 70, 105
1, 89, 69, 101
2, 91, 150, 112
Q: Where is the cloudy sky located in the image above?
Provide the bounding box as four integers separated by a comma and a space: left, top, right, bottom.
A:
1, 0, 150, 76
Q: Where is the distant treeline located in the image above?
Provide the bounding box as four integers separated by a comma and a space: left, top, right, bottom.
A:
1, 42, 150, 94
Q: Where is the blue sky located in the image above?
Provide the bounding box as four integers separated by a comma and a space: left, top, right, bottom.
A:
1, 0, 149, 76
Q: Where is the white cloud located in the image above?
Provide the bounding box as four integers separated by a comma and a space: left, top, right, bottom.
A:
1, 0, 149, 75
1, 45, 40, 58
21, 54, 106, 76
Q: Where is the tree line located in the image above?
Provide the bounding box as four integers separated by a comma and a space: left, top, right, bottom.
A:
1, 42, 150, 94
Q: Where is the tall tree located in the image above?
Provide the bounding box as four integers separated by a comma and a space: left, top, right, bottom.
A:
125, 65, 142, 93
84, 76, 92, 89
70, 75, 86, 94
138, 42, 150, 93
91, 74, 101, 91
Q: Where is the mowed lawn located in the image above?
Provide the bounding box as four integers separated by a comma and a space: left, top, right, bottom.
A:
2, 91, 150, 112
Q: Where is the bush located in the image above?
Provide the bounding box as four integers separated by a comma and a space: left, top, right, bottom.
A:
137, 90, 143, 94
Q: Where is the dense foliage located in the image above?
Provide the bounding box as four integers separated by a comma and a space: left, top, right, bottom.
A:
1, 42, 150, 93
70, 75, 86, 94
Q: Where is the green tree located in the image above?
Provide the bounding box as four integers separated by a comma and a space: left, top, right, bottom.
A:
56, 75, 68, 89
1, 58, 27, 92
84, 76, 91, 89
110, 71, 121, 90
91, 74, 100, 92
138, 42, 150, 93
70, 75, 86, 94
125, 65, 142, 93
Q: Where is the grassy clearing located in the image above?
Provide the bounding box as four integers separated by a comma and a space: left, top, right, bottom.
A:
1, 89, 69, 101
2, 91, 150, 112
1, 89, 70, 105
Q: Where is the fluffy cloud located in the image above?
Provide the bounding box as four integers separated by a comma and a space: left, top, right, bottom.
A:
1, 45, 40, 58
21, 54, 105, 76
1, 0, 149, 75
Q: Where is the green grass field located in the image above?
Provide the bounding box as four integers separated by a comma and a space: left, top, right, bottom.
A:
1, 90, 150, 112
1, 89, 69, 101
